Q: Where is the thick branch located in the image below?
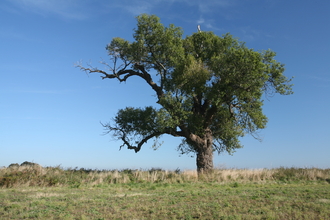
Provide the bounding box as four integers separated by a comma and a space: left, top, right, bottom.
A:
133, 63, 164, 99
201, 99, 211, 115
192, 95, 201, 115
78, 66, 111, 78
203, 105, 217, 129
128, 132, 162, 153
162, 127, 184, 137
78, 64, 164, 101
106, 125, 184, 153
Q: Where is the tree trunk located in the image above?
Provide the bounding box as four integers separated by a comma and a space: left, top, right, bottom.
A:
196, 141, 214, 174
192, 129, 214, 174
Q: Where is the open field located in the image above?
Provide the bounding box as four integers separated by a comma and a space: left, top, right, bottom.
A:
1, 166, 329, 219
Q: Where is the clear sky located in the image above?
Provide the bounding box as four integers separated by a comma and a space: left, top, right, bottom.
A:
1, 0, 329, 170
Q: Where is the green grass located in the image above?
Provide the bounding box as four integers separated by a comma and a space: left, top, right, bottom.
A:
0, 166, 329, 219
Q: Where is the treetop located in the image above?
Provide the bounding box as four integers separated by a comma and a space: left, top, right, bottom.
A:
79, 14, 293, 159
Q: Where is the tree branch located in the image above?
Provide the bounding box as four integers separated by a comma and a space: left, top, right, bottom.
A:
133, 63, 164, 99
203, 105, 217, 129
103, 123, 184, 153
77, 63, 164, 101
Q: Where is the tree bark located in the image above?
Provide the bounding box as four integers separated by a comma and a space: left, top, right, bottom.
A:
196, 140, 214, 174
190, 129, 214, 174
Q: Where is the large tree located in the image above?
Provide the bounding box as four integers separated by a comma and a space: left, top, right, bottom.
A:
78, 14, 293, 173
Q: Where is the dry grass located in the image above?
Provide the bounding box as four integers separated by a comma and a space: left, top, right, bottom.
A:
0, 165, 329, 188
1, 179, 329, 219
182, 167, 330, 183
1, 166, 329, 219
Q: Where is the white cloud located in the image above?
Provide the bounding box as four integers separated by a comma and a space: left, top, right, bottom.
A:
1, 88, 71, 95
5, 0, 89, 20
239, 26, 275, 42
182, 0, 236, 31
125, 2, 154, 15
198, 1, 230, 13
309, 75, 330, 82
105, 0, 168, 16
196, 16, 223, 32
106, 0, 234, 16
181, 0, 234, 13
197, 17, 205, 24
239, 26, 261, 41
4, 0, 237, 20
104, 0, 226, 32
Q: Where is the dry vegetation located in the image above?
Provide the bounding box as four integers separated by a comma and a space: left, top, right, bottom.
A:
1, 165, 329, 188
0, 165, 329, 219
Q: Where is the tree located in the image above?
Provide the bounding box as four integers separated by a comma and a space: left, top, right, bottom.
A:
78, 14, 293, 173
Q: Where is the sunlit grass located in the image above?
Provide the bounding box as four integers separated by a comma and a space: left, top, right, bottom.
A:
1, 165, 329, 187
0, 165, 329, 219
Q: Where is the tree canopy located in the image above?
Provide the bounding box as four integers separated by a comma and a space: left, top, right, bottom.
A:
78, 14, 293, 173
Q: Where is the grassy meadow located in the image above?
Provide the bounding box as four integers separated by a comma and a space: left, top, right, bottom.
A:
0, 165, 329, 219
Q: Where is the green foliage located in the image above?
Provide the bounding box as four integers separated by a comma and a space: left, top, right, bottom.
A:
115, 107, 161, 136
79, 14, 293, 165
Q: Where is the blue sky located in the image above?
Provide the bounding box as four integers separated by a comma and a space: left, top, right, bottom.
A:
1, 0, 329, 170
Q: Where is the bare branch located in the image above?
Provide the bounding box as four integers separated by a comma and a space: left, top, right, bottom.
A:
77, 62, 164, 100
99, 58, 115, 72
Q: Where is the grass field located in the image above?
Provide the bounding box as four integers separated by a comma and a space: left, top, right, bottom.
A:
1, 166, 329, 219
